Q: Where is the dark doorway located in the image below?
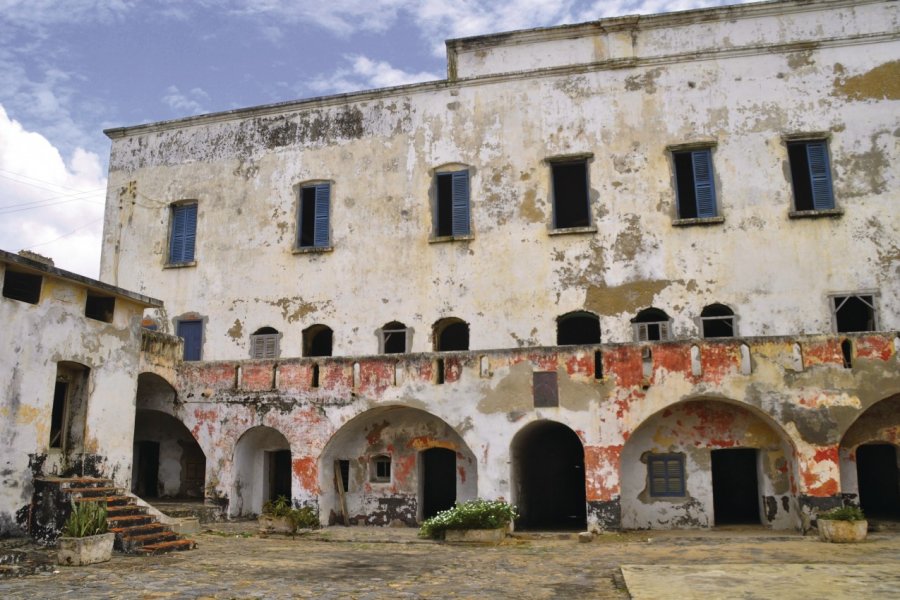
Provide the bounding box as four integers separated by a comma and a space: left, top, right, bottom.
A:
712, 448, 761, 525
268, 450, 292, 502
134, 441, 160, 497
513, 421, 586, 530
422, 448, 457, 519
857, 444, 900, 519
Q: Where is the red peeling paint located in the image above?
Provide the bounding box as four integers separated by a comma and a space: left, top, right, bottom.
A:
564, 352, 594, 377
241, 363, 274, 391
392, 454, 416, 486
366, 421, 389, 446
407, 436, 457, 451
803, 339, 843, 366
583, 445, 623, 501
855, 336, 895, 361
814, 447, 839, 464
458, 466, 466, 483
292, 456, 319, 494
654, 345, 691, 376
603, 346, 643, 388
699, 343, 739, 383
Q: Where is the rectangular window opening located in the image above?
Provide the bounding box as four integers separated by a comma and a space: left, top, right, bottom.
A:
832, 294, 876, 333
788, 140, 834, 211
298, 183, 331, 248
84, 294, 115, 323
2, 270, 42, 304
373, 456, 391, 482
648, 453, 685, 497
436, 173, 454, 237
551, 160, 590, 229
701, 317, 734, 338
673, 149, 717, 219
311, 364, 320, 388
168, 203, 197, 264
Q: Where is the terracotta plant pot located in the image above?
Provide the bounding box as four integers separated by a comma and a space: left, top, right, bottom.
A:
817, 519, 868, 543
57, 532, 115, 566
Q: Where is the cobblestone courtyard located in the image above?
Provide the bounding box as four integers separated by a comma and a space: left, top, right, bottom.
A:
2, 524, 899, 599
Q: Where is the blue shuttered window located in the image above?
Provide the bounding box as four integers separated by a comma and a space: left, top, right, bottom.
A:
436, 169, 470, 237
674, 149, 717, 219
788, 140, 835, 211
648, 454, 685, 497
169, 203, 197, 264
177, 320, 203, 361
298, 183, 331, 248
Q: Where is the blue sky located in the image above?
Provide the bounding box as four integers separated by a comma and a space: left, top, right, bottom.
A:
0, 0, 752, 278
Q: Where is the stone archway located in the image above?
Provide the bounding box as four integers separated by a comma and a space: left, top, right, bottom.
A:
319, 405, 477, 526
511, 420, 586, 530
839, 395, 900, 521
231, 426, 291, 517
620, 399, 799, 530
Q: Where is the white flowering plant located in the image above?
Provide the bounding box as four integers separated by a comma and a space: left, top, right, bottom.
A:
419, 499, 518, 539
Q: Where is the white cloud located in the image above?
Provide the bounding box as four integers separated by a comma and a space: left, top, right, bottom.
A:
0, 104, 106, 278
161, 86, 210, 115
307, 55, 440, 95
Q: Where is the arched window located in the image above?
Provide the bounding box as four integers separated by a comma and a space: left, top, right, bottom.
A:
250, 327, 280, 359
556, 311, 601, 345
433, 317, 469, 351
700, 303, 735, 338
380, 321, 409, 354
303, 324, 333, 357
631, 308, 672, 342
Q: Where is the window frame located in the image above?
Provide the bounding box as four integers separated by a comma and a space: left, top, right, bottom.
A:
430, 165, 473, 242
546, 154, 595, 234
784, 135, 841, 218
698, 304, 737, 339
829, 291, 878, 333
294, 181, 333, 252
647, 453, 686, 498
166, 201, 198, 267
379, 322, 412, 354
632, 308, 673, 342
669, 143, 722, 225
371, 455, 392, 483
249, 327, 281, 359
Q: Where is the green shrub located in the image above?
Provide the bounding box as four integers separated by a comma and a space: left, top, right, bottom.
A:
419, 499, 518, 540
63, 501, 108, 537
818, 505, 865, 522
262, 496, 320, 531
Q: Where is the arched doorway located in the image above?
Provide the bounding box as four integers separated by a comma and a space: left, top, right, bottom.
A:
620, 399, 799, 530
231, 426, 291, 516
839, 395, 900, 522
319, 406, 477, 526
511, 420, 586, 530
132, 410, 206, 498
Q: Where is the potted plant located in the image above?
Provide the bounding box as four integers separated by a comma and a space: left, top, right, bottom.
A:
419, 499, 518, 543
817, 505, 868, 543
258, 496, 320, 535
57, 501, 115, 566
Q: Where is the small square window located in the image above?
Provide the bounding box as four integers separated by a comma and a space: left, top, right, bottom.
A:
372, 455, 391, 482
2, 270, 42, 304
648, 453, 685, 497
673, 148, 717, 219
298, 183, 331, 248
788, 140, 834, 211
551, 160, 590, 229
168, 203, 197, 265
434, 170, 470, 237
831, 294, 877, 333
85, 294, 115, 323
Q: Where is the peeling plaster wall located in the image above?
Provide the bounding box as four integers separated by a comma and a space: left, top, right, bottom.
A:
101, 1, 899, 361
0, 264, 147, 535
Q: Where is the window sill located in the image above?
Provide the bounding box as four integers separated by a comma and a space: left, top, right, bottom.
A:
429, 234, 474, 244
672, 216, 724, 227
292, 245, 334, 254
164, 261, 197, 269
788, 208, 843, 219
548, 225, 597, 236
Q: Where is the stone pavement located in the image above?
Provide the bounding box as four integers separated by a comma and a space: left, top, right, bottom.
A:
0, 523, 898, 599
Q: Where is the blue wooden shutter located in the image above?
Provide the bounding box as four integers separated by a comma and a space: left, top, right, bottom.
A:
178, 320, 202, 361
450, 170, 470, 236
691, 150, 717, 218
169, 204, 197, 263
182, 204, 197, 261
313, 184, 330, 247
806, 142, 834, 210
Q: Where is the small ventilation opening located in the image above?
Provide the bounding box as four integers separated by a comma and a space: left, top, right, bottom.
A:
834, 295, 876, 333
594, 351, 603, 380
435, 359, 445, 384
311, 364, 320, 388
841, 339, 852, 369
2, 270, 42, 304
85, 294, 115, 323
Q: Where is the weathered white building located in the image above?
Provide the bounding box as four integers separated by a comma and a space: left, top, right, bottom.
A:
0, 251, 160, 535
89, 0, 900, 531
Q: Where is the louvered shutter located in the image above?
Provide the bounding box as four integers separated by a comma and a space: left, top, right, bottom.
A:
806, 142, 834, 210
263, 335, 277, 358
650, 459, 667, 495
450, 170, 470, 236
169, 204, 197, 263
691, 150, 717, 218
637, 324, 649, 342
169, 206, 186, 263
659, 322, 669, 340
666, 459, 684, 495
313, 184, 331, 247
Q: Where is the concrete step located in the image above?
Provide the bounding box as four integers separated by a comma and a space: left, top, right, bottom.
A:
74, 495, 131, 507
134, 539, 196, 556
59, 477, 113, 490
107, 514, 153, 528
110, 523, 166, 537
121, 531, 178, 550
106, 505, 146, 517
67, 486, 120, 498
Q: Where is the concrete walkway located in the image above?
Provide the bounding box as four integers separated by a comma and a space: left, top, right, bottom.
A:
0, 524, 898, 598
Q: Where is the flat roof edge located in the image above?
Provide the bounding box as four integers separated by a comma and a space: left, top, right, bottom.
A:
1, 250, 163, 308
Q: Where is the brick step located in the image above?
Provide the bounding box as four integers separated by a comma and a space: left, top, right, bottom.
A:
110, 523, 166, 537
107, 514, 153, 528
134, 539, 196, 556
120, 531, 178, 551
67, 486, 120, 497
106, 505, 146, 517
59, 477, 113, 490
74, 495, 131, 506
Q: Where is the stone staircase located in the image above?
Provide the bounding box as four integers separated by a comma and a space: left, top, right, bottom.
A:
59, 478, 196, 555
